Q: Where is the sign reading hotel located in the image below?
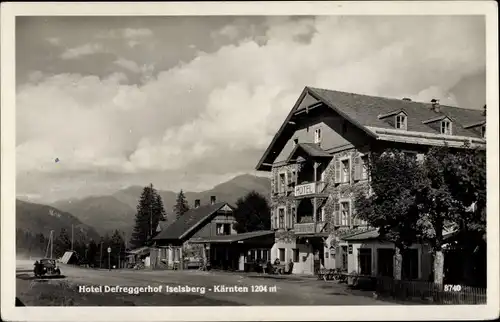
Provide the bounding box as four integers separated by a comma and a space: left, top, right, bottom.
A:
294, 182, 316, 197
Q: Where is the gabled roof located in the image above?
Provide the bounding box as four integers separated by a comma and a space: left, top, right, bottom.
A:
189, 230, 274, 244
286, 143, 332, 163
153, 202, 233, 241
463, 120, 486, 129
256, 87, 485, 171
378, 109, 408, 119
422, 115, 453, 124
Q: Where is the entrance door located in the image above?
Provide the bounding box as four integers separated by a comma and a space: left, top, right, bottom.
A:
377, 248, 395, 277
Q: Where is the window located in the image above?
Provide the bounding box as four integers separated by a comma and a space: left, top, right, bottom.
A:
341, 246, 348, 270
325, 252, 329, 259
216, 223, 230, 235
440, 120, 452, 135
278, 208, 285, 229
340, 202, 350, 226
377, 249, 394, 277
291, 170, 296, 184
279, 248, 285, 262
291, 206, 296, 225
402, 249, 419, 280
279, 173, 286, 193
314, 128, 322, 143
361, 156, 368, 180
481, 125, 486, 138
395, 114, 407, 130
341, 159, 350, 183
358, 248, 372, 275
292, 249, 299, 263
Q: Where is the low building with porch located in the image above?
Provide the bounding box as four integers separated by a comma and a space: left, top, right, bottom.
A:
255, 86, 486, 277
150, 196, 237, 270
190, 230, 275, 272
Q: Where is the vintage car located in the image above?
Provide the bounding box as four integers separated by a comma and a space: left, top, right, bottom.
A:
34, 258, 61, 277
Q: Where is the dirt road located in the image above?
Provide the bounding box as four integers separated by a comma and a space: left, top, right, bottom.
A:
16, 260, 393, 306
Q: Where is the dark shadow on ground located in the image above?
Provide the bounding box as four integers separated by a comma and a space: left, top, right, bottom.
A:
16, 273, 67, 280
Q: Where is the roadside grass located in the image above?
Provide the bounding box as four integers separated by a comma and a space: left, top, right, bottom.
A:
16, 279, 239, 306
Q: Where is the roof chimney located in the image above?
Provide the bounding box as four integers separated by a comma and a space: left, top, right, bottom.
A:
402, 97, 412, 101
483, 104, 486, 116
210, 196, 216, 205
431, 99, 440, 112
194, 199, 200, 208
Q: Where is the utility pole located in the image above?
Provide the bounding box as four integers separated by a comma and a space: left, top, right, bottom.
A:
108, 249, 111, 271
50, 230, 53, 259
99, 242, 103, 269
118, 246, 121, 269
71, 224, 74, 251
149, 183, 153, 239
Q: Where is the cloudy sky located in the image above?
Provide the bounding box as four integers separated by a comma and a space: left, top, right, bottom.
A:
16, 15, 486, 203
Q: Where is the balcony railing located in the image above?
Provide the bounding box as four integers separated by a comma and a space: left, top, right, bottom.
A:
293, 181, 327, 198
294, 222, 326, 234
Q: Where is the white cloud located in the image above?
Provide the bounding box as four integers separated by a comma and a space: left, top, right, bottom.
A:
46, 37, 61, 46
17, 16, 485, 200
123, 28, 153, 38
113, 57, 141, 73
61, 43, 105, 59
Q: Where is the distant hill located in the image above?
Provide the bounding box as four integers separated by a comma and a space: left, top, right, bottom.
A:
52, 174, 271, 237
16, 199, 101, 242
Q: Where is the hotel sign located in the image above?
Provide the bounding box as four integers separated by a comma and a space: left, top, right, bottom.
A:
294, 182, 316, 197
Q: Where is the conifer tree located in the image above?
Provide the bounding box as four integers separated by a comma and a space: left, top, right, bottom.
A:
130, 184, 166, 248
173, 190, 190, 220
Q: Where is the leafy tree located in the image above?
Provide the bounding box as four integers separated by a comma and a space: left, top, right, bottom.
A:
233, 191, 271, 233
130, 184, 166, 248
173, 190, 190, 220
107, 230, 126, 268
415, 145, 486, 285
354, 150, 422, 280
83, 239, 97, 267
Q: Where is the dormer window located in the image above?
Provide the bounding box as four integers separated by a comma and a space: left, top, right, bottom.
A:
314, 128, 322, 144
395, 113, 407, 130
440, 120, 452, 135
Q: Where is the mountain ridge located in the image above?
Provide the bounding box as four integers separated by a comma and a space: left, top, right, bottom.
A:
50, 174, 271, 237
16, 199, 101, 241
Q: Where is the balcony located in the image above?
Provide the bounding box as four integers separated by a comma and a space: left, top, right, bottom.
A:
294, 222, 327, 235
293, 181, 328, 199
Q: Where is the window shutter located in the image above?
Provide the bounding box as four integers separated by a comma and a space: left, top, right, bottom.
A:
354, 156, 361, 181
347, 158, 351, 183
333, 202, 340, 226
286, 204, 292, 229
271, 212, 275, 229
275, 172, 279, 193
275, 209, 279, 229
334, 159, 341, 184
287, 170, 292, 186
348, 201, 352, 227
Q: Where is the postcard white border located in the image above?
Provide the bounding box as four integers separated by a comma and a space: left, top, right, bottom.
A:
1, 1, 499, 321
